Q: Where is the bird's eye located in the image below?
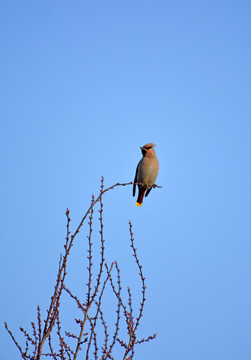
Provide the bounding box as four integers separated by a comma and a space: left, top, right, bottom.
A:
145, 146, 152, 150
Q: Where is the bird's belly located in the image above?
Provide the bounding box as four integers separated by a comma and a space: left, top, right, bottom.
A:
137, 164, 158, 187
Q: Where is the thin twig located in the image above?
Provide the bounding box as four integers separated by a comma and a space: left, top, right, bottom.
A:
4, 322, 26, 359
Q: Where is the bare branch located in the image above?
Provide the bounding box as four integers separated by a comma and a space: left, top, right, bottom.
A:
4, 322, 26, 359
5, 179, 159, 359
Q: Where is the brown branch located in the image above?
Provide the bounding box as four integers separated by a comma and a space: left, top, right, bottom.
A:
37, 211, 71, 358
99, 308, 109, 358
37, 306, 42, 344
4, 322, 26, 359
31, 322, 38, 357
86, 263, 113, 359
71, 180, 162, 243
5, 179, 160, 359
127, 287, 133, 321
121, 221, 147, 359
129, 220, 146, 334
20, 326, 36, 348
90, 178, 105, 303
48, 334, 58, 360
86, 194, 95, 305
135, 333, 157, 345
63, 286, 90, 359
56, 317, 73, 360
73, 179, 107, 359
105, 261, 121, 359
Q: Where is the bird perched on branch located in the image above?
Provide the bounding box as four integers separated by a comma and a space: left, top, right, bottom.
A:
133, 143, 159, 206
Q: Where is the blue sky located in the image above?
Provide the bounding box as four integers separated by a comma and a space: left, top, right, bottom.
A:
1, 1, 250, 359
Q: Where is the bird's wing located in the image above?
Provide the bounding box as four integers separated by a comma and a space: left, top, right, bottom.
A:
133, 164, 139, 197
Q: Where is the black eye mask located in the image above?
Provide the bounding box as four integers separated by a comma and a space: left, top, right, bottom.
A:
141, 146, 152, 155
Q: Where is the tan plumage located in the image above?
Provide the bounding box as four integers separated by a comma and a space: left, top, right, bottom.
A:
133, 143, 159, 206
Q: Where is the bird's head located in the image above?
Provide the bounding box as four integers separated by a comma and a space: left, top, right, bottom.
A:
140, 143, 156, 156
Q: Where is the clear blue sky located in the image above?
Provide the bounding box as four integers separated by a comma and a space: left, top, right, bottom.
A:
1, 1, 250, 359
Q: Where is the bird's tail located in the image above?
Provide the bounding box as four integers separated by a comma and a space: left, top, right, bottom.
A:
136, 188, 146, 207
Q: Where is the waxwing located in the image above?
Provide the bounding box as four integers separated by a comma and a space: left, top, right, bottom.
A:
133, 143, 159, 206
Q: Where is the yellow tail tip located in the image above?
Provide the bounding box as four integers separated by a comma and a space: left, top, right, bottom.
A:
136, 202, 142, 207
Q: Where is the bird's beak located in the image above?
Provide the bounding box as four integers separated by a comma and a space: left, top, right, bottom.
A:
140, 147, 147, 151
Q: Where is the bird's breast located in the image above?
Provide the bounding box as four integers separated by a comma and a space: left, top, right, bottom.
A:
136, 157, 159, 186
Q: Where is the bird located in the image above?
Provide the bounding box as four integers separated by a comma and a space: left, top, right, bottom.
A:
133, 143, 159, 206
